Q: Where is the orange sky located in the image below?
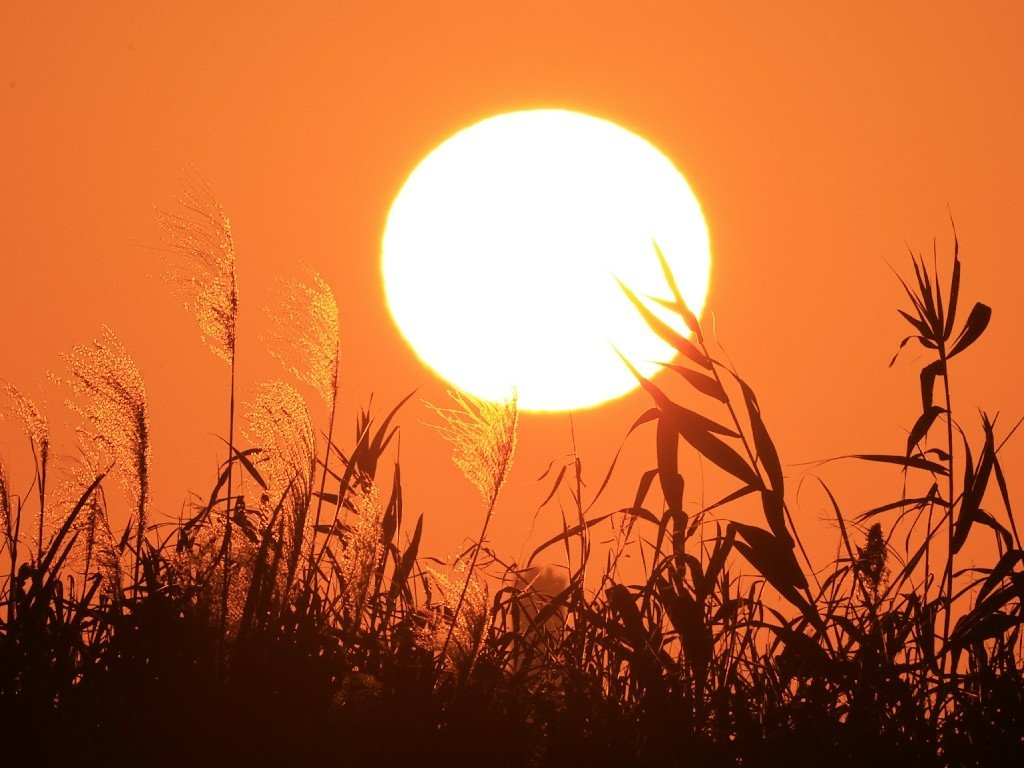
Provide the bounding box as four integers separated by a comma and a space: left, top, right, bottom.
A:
2, 2, 1023, 569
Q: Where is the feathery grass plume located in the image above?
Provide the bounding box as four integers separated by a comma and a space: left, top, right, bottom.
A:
60, 326, 151, 574
245, 381, 315, 505
156, 174, 238, 365
3, 383, 50, 556
426, 388, 516, 667
419, 559, 489, 673
264, 270, 340, 412
0, 458, 12, 553
426, 389, 518, 509
170, 510, 255, 636
338, 483, 384, 622
157, 173, 240, 655
244, 381, 315, 564
263, 269, 341, 559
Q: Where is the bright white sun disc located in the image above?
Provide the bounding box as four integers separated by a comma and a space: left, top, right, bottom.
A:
381, 109, 711, 411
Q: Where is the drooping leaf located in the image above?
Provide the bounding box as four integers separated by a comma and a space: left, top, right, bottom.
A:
949, 610, 1023, 650
661, 363, 727, 402
889, 335, 916, 367
702, 483, 758, 514
920, 360, 945, 411
761, 488, 789, 543
906, 405, 946, 456
731, 522, 807, 591
656, 414, 683, 516
978, 550, 1024, 603
387, 513, 422, 605
846, 453, 949, 476
855, 492, 947, 522
954, 418, 996, 553
898, 308, 933, 339
527, 506, 658, 568
737, 374, 783, 495
660, 403, 761, 488
948, 302, 991, 358
618, 278, 710, 369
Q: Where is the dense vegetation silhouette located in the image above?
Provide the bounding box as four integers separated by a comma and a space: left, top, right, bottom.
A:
1, 185, 1021, 767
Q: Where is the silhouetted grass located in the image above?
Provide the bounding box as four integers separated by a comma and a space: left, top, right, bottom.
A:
1, 189, 1021, 767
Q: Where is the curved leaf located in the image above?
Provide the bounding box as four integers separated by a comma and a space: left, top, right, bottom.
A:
661, 363, 727, 402
618, 278, 710, 369
906, 405, 946, 456
949, 302, 991, 358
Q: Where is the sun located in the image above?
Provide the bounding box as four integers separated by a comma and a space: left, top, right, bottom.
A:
381, 109, 711, 412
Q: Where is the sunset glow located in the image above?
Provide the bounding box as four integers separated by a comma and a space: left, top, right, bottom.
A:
382, 109, 710, 411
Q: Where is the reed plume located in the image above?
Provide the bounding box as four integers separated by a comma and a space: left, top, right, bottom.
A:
3, 384, 50, 557
263, 269, 341, 561
157, 173, 239, 648
426, 388, 517, 669
264, 270, 340, 411
244, 380, 315, 580
426, 389, 518, 509
59, 326, 151, 577
245, 381, 315, 502
419, 559, 489, 674
0, 458, 12, 557
156, 175, 238, 366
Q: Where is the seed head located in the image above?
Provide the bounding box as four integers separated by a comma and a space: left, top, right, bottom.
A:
419, 559, 489, 672
59, 326, 151, 537
156, 174, 238, 364
426, 389, 518, 508
4, 383, 50, 465
264, 269, 340, 411
244, 380, 315, 509
856, 522, 888, 594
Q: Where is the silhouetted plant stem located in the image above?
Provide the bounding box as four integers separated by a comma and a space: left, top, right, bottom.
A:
220, 349, 237, 653
438, 491, 497, 673
33, 444, 46, 561
309, 386, 339, 573
939, 338, 955, 673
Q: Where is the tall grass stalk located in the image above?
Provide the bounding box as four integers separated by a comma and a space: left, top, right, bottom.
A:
4, 385, 49, 559
157, 174, 239, 649
427, 389, 517, 672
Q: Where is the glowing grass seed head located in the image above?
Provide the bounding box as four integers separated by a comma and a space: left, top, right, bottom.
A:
60, 326, 151, 530
426, 389, 518, 508
0, 459, 10, 539
420, 559, 489, 671
156, 174, 238, 364
264, 269, 340, 411
244, 380, 315, 507
3, 383, 50, 463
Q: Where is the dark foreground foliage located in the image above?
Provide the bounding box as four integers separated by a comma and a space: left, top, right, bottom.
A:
1, 197, 1021, 767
